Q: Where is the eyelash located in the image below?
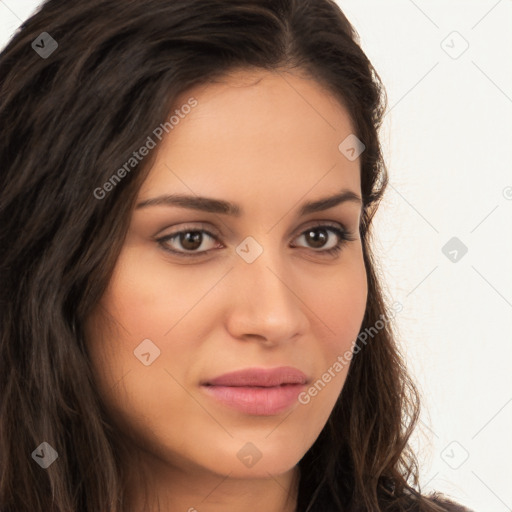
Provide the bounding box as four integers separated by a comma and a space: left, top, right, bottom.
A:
156, 222, 357, 259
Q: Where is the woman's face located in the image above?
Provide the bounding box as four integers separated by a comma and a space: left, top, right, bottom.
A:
86, 69, 367, 482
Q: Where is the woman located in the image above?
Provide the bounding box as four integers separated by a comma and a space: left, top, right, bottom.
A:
0, 1, 474, 511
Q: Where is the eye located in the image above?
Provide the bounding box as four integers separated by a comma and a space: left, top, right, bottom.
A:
156, 222, 357, 258
291, 223, 357, 256
157, 224, 221, 257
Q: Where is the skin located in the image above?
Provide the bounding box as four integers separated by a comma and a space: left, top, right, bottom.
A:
85, 68, 368, 512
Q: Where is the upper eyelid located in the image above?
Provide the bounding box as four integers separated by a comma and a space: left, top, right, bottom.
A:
158, 220, 347, 240
158, 221, 349, 250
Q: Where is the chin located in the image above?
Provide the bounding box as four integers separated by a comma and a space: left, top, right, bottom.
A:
205, 455, 298, 480
184, 438, 304, 479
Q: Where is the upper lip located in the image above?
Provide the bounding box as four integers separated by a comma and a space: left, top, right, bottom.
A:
202, 366, 308, 387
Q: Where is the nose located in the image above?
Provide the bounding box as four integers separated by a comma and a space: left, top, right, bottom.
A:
224, 249, 309, 346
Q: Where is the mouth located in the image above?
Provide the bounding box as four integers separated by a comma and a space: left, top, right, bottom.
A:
200, 366, 308, 416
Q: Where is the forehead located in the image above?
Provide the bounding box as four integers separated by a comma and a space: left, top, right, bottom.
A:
172, 67, 355, 140
139, 68, 361, 205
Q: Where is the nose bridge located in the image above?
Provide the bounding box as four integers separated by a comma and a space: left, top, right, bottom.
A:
227, 234, 307, 341
235, 233, 290, 299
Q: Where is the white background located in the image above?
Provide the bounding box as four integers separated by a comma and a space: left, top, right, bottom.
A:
1, 1, 511, 511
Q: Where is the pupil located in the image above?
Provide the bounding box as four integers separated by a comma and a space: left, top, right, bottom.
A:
181, 231, 202, 250
306, 228, 327, 248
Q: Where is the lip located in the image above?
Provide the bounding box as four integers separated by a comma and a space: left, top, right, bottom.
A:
201, 366, 308, 416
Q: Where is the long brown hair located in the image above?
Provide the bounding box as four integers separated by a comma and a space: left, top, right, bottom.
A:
0, 1, 461, 511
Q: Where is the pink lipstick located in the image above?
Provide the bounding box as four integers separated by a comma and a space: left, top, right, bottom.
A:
201, 366, 308, 416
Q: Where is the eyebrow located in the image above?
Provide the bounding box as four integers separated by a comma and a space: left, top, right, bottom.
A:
135, 188, 362, 216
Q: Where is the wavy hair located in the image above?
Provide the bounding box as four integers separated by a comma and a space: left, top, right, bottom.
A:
0, 1, 462, 511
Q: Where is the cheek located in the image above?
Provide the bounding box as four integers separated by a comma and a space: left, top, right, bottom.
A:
308, 249, 368, 354
291, 250, 368, 420
83, 249, 223, 436
96, 248, 216, 342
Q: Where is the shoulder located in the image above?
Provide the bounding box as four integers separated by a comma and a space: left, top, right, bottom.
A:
427, 492, 475, 512
379, 490, 476, 512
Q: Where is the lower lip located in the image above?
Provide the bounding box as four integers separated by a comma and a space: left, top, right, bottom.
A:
201, 384, 306, 416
